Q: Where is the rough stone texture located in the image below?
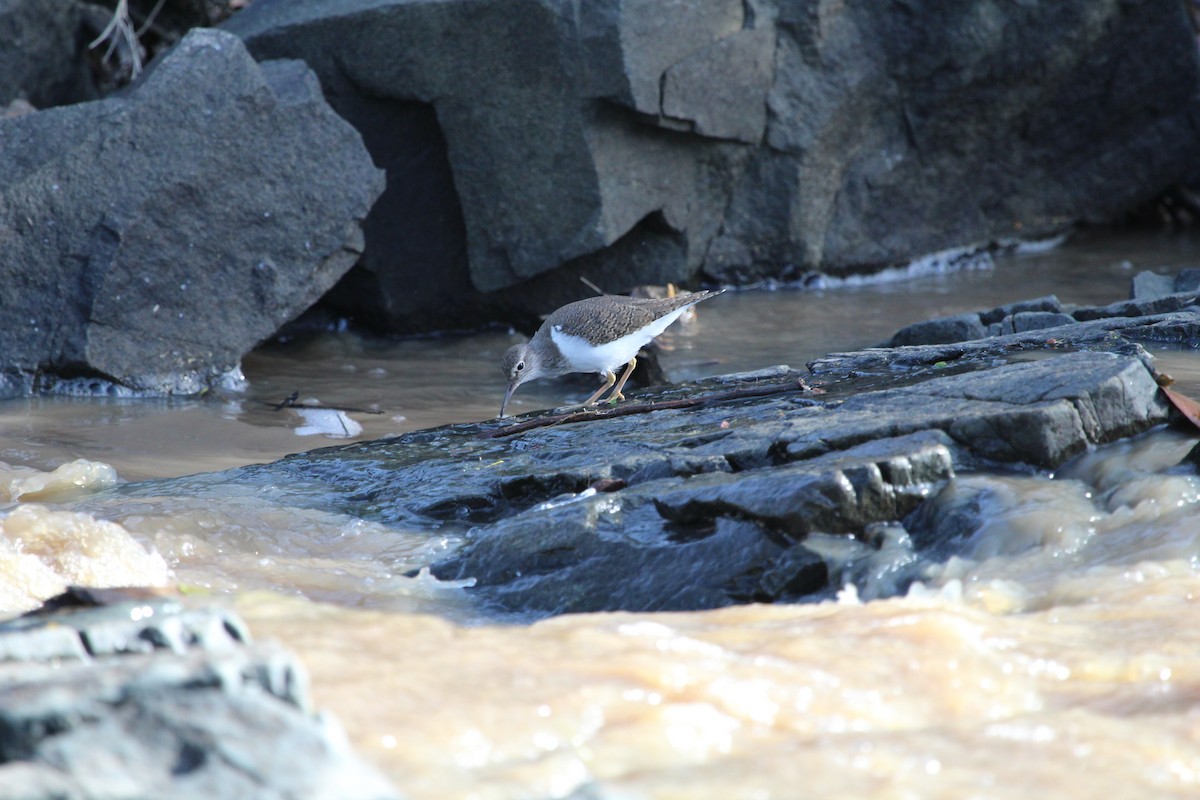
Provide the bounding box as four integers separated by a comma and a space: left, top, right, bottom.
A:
0, 599, 397, 799
1073, 293, 1200, 322
815, 302, 1200, 380
1130, 268, 1200, 302
886, 290, 1200, 347
979, 296, 1064, 325
1176, 269, 1200, 295
0, 0, 96, 108
0, 28, 384, 396
1131, 271, 1179, 301
1008, 311, 1077, 334
891, 313, 990, 347
224, 0, 1200, 331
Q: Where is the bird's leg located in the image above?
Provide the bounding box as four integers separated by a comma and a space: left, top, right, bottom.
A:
608, 357, 638, 403
583, 370, 617, 406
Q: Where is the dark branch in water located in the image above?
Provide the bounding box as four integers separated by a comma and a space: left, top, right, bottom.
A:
480, 378, 816, 439
253, 392, 385, 415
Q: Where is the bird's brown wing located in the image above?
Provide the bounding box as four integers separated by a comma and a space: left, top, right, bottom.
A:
551, 294, 717, 345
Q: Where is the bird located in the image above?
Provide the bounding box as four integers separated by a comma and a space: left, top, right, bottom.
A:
499, 289, 724, 417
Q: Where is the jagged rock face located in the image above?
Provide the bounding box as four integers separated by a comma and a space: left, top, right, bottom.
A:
0, 29, 384, 395
225, 0, 1200, 331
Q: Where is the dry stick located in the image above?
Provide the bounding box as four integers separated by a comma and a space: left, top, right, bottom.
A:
579, 276, 606, 296
480, 379, 814, 439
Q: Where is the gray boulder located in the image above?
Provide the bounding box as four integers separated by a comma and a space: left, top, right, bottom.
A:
225, 0, 1200, 331
1131, 268, 1200, 301
891, 313, 990, 347
886, 289, 1200, 347
0, 598, 397, 799
0, 28, 383, 396
1131, 271, 1179, 301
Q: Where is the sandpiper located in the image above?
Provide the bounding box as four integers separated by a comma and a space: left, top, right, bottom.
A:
499, 289, 723, 417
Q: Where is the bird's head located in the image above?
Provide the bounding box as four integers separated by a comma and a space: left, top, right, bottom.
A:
499, 342, 543, 417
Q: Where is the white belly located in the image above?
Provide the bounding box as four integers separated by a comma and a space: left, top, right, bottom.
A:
550, 306, 690, 374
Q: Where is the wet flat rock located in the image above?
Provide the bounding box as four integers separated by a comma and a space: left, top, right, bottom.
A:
427, 351, 1168, 615
147, 340, 1172, 619
91, 294, 1194, 619
0, 598, 397, 800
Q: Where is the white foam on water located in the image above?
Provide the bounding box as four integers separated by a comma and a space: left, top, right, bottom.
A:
294, 408, 364, 438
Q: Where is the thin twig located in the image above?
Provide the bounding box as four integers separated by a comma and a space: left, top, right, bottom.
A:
480, 379, 815, 439
88, 0, 145, 79
135, 0, 169, 37
579, 276, 606, 296
252, 393, 385, 415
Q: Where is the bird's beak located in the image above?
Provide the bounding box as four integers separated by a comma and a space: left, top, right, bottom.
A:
500, 382, 518, 418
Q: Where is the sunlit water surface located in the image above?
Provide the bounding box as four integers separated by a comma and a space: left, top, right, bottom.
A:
4, 230, 1200, 797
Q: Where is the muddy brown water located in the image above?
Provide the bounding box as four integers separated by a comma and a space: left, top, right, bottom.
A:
4, 229, 1200, 797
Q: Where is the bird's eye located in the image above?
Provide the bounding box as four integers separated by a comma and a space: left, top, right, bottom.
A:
516, 361, 525, 372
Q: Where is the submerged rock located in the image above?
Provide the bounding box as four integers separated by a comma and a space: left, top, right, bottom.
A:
0, 596, 397, 799
0, 28, 383, 397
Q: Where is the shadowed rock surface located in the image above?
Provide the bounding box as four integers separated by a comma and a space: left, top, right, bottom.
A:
0, 596, 397, 799
224, 0, 1200, 331
0, 0, 96, 108
0, 28, 383, 397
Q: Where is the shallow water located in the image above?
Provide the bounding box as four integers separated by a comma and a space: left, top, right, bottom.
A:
4, 229, 1198, 482
4, 229, 1200, 797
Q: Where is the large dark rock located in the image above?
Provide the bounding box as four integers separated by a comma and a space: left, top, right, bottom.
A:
0, 598, 397, 799
0, 28, 383, 396
225, 0, 1200, 332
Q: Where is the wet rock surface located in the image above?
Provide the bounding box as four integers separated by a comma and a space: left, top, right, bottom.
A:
0, 28, 383, 397
223, 0, 1200, 331
422, 349, 1170, 616
875, 280, 1200, 352
98, 291, 1198, 619
0, 594, 397, 799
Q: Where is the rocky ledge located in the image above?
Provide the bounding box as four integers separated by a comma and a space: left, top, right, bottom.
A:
107, 280, 1193, 619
